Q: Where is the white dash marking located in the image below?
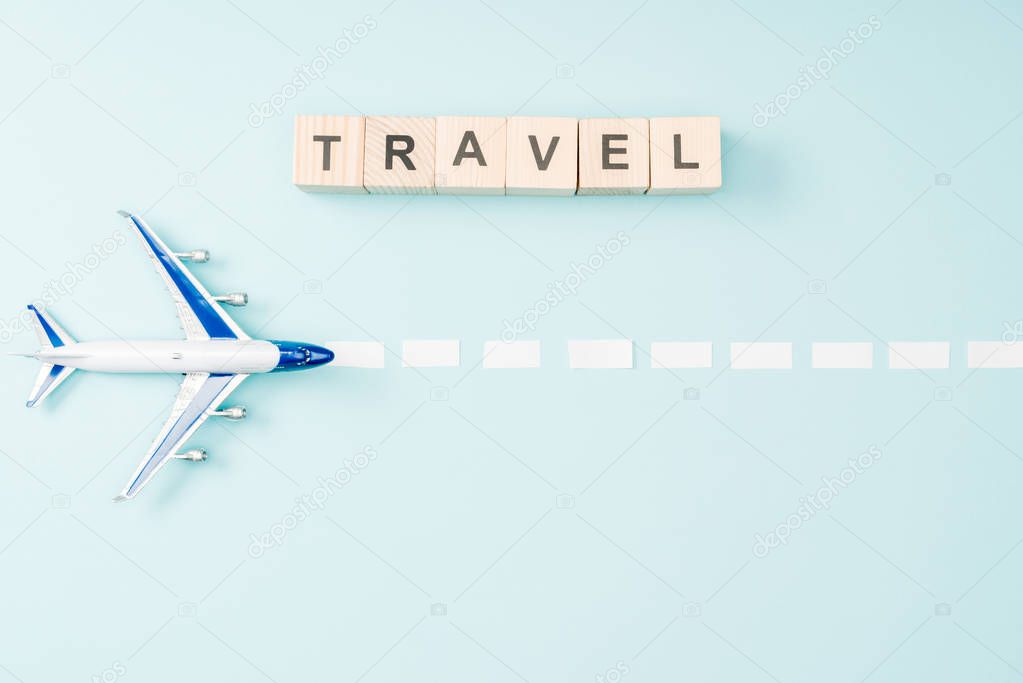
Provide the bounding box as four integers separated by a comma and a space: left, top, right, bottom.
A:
568, 340, 633, 369
812, 342, 873, 369
967, 341, 1023, 368
888, 342, 949, 369
730, 342, 792, 369
402, 340, 460, 368
324, 341, 385, 368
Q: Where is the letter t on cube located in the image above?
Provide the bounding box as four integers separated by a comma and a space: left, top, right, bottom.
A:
293, 115, 366, 193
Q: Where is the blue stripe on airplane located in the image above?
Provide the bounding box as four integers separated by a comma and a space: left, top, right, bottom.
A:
129, 215, 238, 340
124, 373, 235, 497
28, 305, 64, 348
27, 364, 64, 407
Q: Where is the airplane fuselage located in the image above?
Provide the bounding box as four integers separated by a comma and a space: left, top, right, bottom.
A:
19, 211, 342, 500
32, 339, 334, 374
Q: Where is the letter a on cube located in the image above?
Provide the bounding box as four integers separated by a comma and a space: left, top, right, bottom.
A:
434, 116, 506, 195
364, 116, 436, 194
293, 115, 366, 193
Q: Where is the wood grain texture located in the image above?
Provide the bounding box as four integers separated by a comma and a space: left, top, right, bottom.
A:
577, 118, 649, 195
505, 117, 578, 196
364, 116, 436, 194
648, 116, 721, 195
293, 115, 366, 193
434, 116, 506, 195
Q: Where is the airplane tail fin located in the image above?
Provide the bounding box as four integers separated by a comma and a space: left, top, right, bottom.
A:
23, 306, 77, 407
27, 305, 76, 349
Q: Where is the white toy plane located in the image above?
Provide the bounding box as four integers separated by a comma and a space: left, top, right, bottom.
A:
16, 211, 334, 501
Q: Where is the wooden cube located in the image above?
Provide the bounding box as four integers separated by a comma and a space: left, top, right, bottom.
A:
577, 118, 649, 195
363, 116, 436, 194
434, 116, 506, 195
293, 115, 366, 193
505, 117, 578, 196
648, 116, 722, 194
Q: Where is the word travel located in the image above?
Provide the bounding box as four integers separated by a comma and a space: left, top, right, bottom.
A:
293, 115, 721, 196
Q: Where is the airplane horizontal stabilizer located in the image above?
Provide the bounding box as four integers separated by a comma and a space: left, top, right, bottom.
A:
26, 362, 76, 408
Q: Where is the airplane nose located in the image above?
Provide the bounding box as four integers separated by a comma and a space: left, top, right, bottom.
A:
308, 345, 334, 366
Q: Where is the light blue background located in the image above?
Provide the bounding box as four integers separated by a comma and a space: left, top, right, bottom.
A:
0, 0, 1021, 681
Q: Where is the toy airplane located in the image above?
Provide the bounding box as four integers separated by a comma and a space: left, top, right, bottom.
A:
16, 211, 335, 501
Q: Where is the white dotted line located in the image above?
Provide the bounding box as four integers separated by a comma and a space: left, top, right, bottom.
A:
323, 340, 1023, 370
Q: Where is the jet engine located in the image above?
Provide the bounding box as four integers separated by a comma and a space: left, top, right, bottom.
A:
175, 448, 208, 462
213, 292, 248, 306
175, 249, 210, 263
212, 406, 246, 420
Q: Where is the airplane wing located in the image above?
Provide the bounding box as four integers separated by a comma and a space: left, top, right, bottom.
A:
118, 211, 249, 341
115, 372, 248, 500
